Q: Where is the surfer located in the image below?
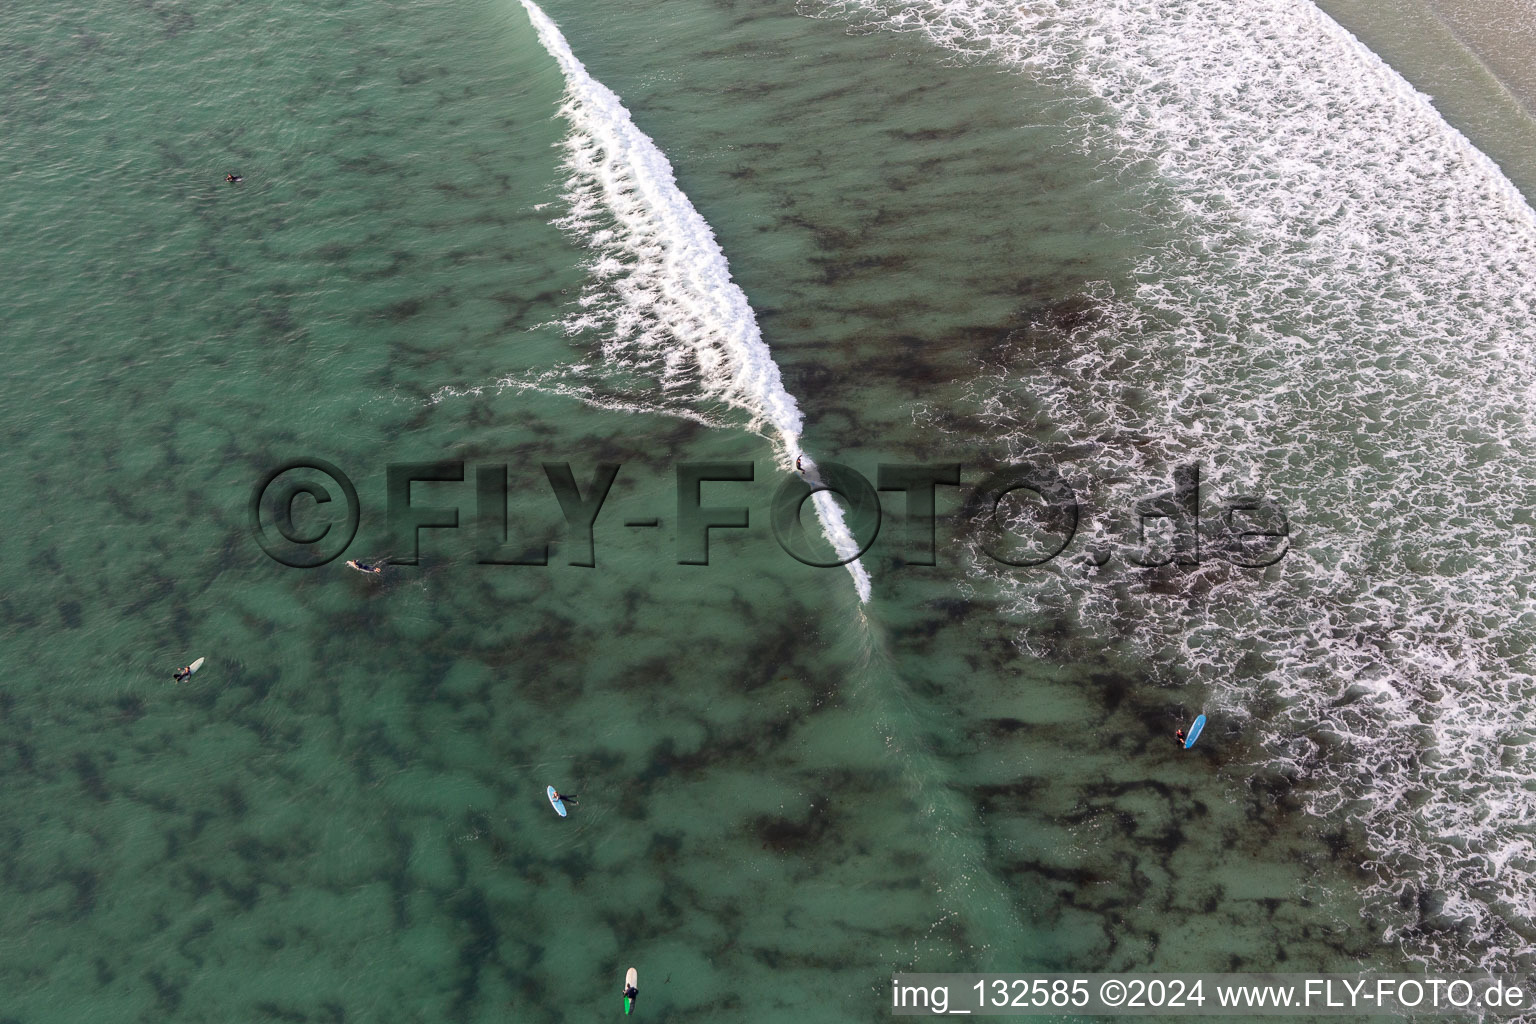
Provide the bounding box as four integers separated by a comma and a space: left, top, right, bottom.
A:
795, 455, 803, 474
225, 173, 242, 183
551, 790, 577, 805
624, 981, 638, 1005
173, 664, 194, 683
347, 559, 384, 575
1174, 728, 1186, 747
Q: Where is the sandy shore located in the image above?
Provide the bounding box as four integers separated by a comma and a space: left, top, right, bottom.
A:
1429, 0, 1536, 114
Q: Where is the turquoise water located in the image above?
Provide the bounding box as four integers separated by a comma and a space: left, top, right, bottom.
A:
5, 0, 1536, 1020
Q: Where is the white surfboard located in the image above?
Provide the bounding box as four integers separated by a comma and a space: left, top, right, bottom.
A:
624, 967, 638, 1015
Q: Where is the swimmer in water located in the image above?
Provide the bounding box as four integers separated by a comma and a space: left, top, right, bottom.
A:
347, 560, 384, 575
172, 664, 194, 683
225, 174, 242, 183
1175, 729, 1186, 747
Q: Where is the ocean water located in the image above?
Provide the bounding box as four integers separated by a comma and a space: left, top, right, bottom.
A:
3, 0, 1536, 1021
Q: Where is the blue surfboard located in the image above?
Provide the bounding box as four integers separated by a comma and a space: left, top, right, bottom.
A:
1184, 714, 1206, 749
547, 785, 568, 818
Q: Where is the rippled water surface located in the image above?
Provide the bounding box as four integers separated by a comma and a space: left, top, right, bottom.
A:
4, 0, 1536, 1020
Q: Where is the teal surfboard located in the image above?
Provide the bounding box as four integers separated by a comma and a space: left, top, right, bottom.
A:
1184, 714, 1206, 749
547, 786, 567, 818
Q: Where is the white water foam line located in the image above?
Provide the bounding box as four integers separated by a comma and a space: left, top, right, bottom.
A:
519, 0, 871, 603
815, 0, 1536, 975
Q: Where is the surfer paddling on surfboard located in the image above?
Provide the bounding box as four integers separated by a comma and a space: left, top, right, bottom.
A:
173, 657, 205, 683
347, 559, 384, 575
547, 786, 576, 817
623, 968, 639, 1015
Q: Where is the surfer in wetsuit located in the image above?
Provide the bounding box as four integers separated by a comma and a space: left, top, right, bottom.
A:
552, 790, 577, 805
795, 455, 803, 474
624, 981, 638, 1005
1175, 729, 1186, 747
347, 560, 384, 575
173, 664, 193, 683
225, 174, 242, 183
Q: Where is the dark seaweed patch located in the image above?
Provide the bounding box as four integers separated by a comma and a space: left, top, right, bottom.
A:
753, 796, 831, 854
73, 752, 109, 802
381, 298, 423, 321
58, 600, 83, 628
448, 888, 500, 1017
65, 867, 98, 917
809, 252, 910, 286
1089, 671, 1132, 712
972, 777, 1047, 812
884, 125, 969, 143
335, 153, 397, 176
218, 782, 247, 817
176, 916, 214, 966
144, 968, 184, 1013
113, 693, 147, 723
218, 877, 260, 912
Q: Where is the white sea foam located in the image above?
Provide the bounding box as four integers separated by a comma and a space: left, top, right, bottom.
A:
814, 0, 1536, 974
517, 0, 872, 602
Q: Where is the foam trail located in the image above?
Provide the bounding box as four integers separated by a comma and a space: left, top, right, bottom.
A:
519, 0, 871, 602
